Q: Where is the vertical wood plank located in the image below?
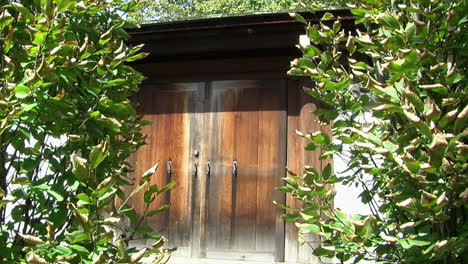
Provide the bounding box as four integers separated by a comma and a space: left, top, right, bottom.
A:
204, 83, 239, 253
233, 86, 259, 251
202, 80, 286, 262
189, 82, 206, 258
255, 80, 286, 257
205, 85, 222, 251
167, 90, 190, 249
286, 79, 324, 263
285, 79, 300, 262
217, 87, 236, 250
128, 83, 196, 257
274, 80, 288, 262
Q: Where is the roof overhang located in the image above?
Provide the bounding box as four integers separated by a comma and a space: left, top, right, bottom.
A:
128, 9, 355, 63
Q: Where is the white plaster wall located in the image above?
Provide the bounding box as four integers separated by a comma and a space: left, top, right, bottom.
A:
333, 149, 373, 216
333, 111, 378, 264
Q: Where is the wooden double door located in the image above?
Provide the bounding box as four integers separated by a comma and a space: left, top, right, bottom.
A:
132, 80, 287, 262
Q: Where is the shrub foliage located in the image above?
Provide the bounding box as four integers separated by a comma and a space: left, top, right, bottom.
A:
130, 0, 343, 22
282, 0, 467, 263
0, 0, 171, 263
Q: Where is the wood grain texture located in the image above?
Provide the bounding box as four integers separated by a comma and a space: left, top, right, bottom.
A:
232, 86, 260, 251
255, 81, 286, 257
202, 80, 286, 261
128, 79, 329, 263
133, 56, 294, 83
189, 83, 207, 258
129, 83, 198, 257
285, 80, 324, 263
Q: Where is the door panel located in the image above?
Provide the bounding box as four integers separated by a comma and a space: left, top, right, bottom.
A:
204, 80, 286, 261
130, 80, 287, 261
132, 83, 199, 256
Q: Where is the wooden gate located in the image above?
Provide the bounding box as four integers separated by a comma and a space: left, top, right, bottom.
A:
130, 80, 287, 262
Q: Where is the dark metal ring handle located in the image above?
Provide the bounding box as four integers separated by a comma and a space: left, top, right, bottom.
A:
193, 163, 198, 178
167, 160, 172, 175
232, 161, 238, 178
206, 162, 211, 178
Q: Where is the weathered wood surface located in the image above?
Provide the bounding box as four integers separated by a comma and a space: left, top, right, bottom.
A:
128, 79, 327, 263
202, 80, 287, 261
130, 83, 199, 256
133, 56, 294, 83
285, 80, 332, 263
190, 83, 208, 258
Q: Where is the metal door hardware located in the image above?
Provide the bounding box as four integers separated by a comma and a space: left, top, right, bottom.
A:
193, 163, 198, 178
166, 160, 172, 206
167, 160, 172, 176
206, 162, 211, 178
232, 161, 238, 178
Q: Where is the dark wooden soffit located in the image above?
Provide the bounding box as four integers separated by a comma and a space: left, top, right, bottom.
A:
128, 9, 356, 63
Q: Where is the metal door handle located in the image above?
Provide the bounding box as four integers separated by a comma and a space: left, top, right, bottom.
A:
193, 163, 198, 178
206, 162, 211, 179
166, 160, 172, 206
232, 161, 238, 178
167, 160, 172, 178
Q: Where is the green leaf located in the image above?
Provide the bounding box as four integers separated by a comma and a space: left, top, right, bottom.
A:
56, 0, 76, 13
321, 12, 335, 21
380, 14, 400, 29
70, 244, 89, 254
419, 84, 448, 95
11, 2, 35, 22
71, 233, 89, 244
404, 50, 418, 63
301, 223, 321, 233
99, 26, 114, 45
277, 186, 293, 193
408, 239, 431, 246
144, 185, 159, 203
305, 142, 317, 151
281, 213, 301, 222
312, 134, 325, 144
290, 12, 307, 24
404, 160, 420, 174
76, 193, 91, 205
304, 45, 320, 57
125, 52, 148, 62
315, 108, 339, 120
47, 189, 64, 202
54, 246, 74, 256
322, 164, 332, 180
314, 246, 335, 256
284, 177, 299, 188
146, 204, 170, 217
97, 188, 117, 201
104, 78, 127, 87
158, 182, 175, 195
405, 22, 416, 41
120, 207, 139, 224
89, 139, 110, 169
335, 210, 348, 224
14, 85, 30, 99
383, 141, 399, 152
307, 25, 321, 43
32, 31, 45, 45
389, 59, 405, 74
